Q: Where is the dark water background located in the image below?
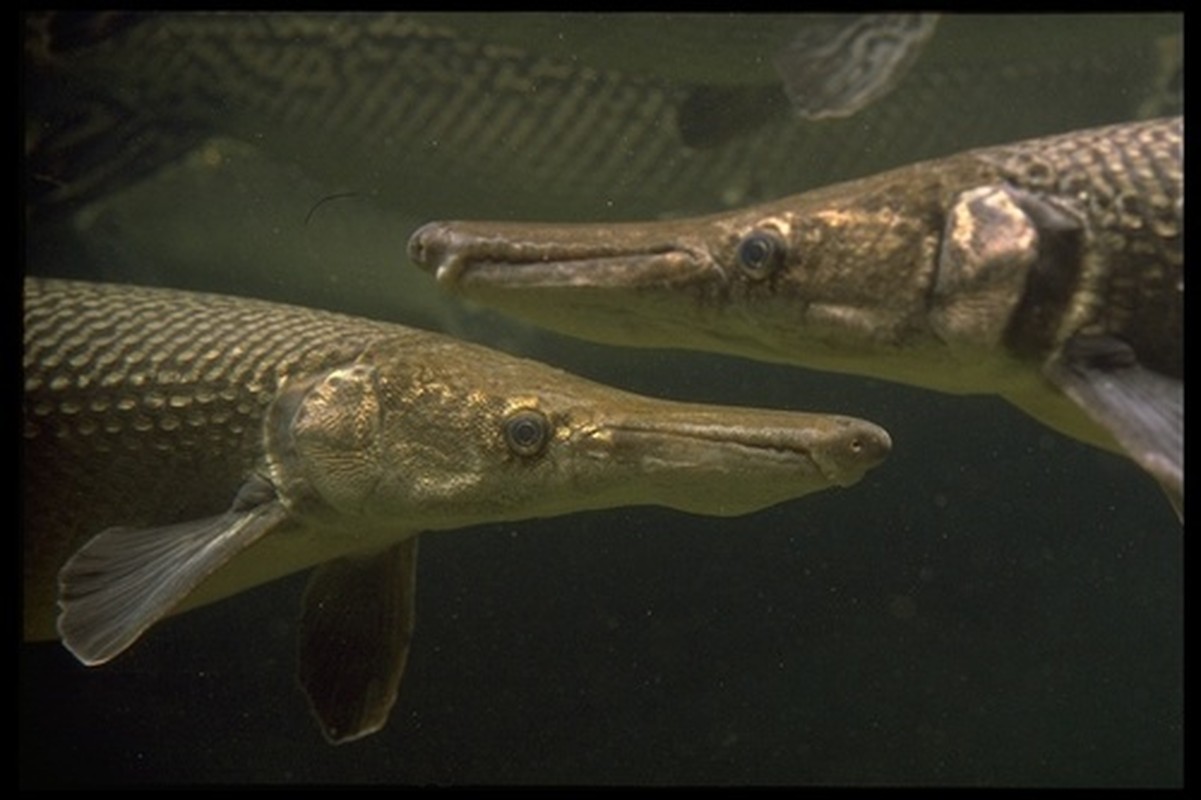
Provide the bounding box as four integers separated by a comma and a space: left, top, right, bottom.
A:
22, 13, 1182, 786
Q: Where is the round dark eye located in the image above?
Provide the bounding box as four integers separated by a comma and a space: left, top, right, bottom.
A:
736, 230, 785, 278
503, 409, 550, 457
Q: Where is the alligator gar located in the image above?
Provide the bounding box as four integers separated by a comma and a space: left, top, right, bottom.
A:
22, 277, 890, 743
409, 116, 1183, 516
26, 13, 1179, 223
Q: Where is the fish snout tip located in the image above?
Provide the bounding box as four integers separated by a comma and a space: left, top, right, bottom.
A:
824, 418, 892, 482
851, 421, 892, 468
407, 221, 461, 284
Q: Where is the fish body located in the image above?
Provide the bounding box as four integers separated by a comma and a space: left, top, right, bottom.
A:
22, 277, 890, 742
26, 13, 1179, 223
410, 117, 1182, 514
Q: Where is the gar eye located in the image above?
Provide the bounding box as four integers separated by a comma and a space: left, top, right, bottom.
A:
736, 230, 786, 278
503, 409, 550, 457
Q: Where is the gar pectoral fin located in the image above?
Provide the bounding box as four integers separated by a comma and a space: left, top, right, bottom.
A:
57, 476, 291, 666
1047, 334, 1183, 518
298, 537, 419, 745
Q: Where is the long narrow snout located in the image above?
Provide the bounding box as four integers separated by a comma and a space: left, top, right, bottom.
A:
409, 219, 710, 289
562, 396, 892, 518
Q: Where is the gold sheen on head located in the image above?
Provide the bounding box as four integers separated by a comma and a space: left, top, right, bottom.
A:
409, 117, 1182, 517
265, 333, 892, 528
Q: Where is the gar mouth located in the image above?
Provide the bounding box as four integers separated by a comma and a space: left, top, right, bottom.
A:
408, 221, 707, 288
602, 417, 890, 485
461, 252, 710, 294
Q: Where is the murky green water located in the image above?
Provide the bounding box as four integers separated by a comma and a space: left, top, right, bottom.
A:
22, 13, 1182, 786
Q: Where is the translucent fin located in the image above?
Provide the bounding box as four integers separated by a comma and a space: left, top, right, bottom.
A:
57, 488, 290, 665
298, 537, 419, 744
772, 14, 938, 120
1047, 334, 1183, 519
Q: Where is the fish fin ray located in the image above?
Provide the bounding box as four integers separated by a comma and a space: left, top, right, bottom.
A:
1046, 333, 1183, 517
772, 13, 938, 119
56, 488, 290, 665
299, 537, 419, 744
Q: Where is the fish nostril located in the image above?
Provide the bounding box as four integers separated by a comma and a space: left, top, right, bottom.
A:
846, 427, 891, 467
406, 225, 432, 267
407, 222, 452, 271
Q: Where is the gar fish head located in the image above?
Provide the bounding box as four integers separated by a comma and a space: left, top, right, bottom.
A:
266, 333, 891, 531
408, 162, 1004, 393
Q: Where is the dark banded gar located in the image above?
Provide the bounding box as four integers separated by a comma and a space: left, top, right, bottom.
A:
409, 117, 1183, 516
22, 277, 890, 743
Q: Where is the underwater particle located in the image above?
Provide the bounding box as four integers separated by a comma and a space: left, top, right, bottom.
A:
887, 593, 918, 620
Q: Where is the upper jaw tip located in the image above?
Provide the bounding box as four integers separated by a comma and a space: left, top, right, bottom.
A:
407, 221, 461, 282
406, 226, 432, 271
